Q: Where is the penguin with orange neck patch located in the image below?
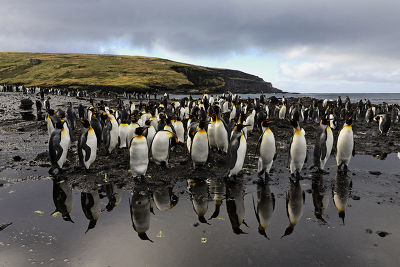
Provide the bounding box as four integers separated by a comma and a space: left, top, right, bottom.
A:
336, 115, 355, 172
49, 120, 70, 175
289, 118, 307, 180
227, 124, 247, 177
78, 120, 97, 170
191, 120, 209, 169
129, 127, 149, 177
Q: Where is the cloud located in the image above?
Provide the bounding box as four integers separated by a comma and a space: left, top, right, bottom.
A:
0, 0, 399, 88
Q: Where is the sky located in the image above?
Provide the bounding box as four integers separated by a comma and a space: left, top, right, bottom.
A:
1, 0, 399, 93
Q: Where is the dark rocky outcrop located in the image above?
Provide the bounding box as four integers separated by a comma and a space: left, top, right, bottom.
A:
171, 65, 281, 94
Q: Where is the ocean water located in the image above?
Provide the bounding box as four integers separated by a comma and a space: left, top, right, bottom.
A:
171, 93, 400, 105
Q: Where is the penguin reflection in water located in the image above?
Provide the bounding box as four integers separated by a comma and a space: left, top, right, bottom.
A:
129, 188, 153, 242
78, 120, 97, 170
153, 184, 179, 212
226, 178, 248, 234
311, 174, 329, 224
252, 179, 275, 239
282, 178, 305, 238
81, 190, 101, 233
187, 179, 210, 224
207, 177, 226, 220
52, 178, 73, 223
332, 170, 352, 224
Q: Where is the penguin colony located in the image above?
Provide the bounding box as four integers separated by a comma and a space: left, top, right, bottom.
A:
46, 92, 399, 178
42, 92, 400, 240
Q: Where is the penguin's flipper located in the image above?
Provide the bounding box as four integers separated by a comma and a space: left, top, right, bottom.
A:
252, 195, 260, 224
302, 191, 305, 204
271, 192, 275, 210
285, 192, 290, 219
54, 144, 64, 163
320, 141, 327, 161
82, 143, 92, 162
288, 136, 293, 163
228, 137, 240, 170
352, 141, 355, 157
255, 134, 263, 156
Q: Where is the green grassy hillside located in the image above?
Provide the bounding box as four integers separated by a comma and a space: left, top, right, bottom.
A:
0, 52, 281, 93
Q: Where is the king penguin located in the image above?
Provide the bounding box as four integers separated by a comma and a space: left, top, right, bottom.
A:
375, 114, 391, 135
227, 124, 247, 177
313, 118, 333, 172
151, 130, 177, 167
78, 120, 97, 170
257, 121, 277, 178
191, 120, 209, 169
214, 113, 229, 153
129, 127, 149, 177
49, 120, 70, 175
336, 116, 355, 172
289, 119, 307, 179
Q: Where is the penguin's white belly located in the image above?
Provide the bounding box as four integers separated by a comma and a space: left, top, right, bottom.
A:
288, 201, 304, 225
109, 120, 119, 152
279, 106, 286, 119
208, 123, 216, 148
320, 129, 333, 169
174, 123, 185, 143
246, 115, 254, 132
215, 122, 228, 152
290, 132, 307, 174
258, 130, 276, 173
151, 133, 171, 164
336, 127, 353, 165
47, 117, 54, 137
146, 126, 156, 148
58, 130, 71, 168
130, 137, 149, 176
118, 124, 129, 148
191, 131, 209, 164
229, 135, 247, 176
258, 200, 274, 228
84, 131, 97, 169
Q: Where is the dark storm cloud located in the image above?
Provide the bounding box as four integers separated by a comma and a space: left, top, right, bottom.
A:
1, 0, 399, 60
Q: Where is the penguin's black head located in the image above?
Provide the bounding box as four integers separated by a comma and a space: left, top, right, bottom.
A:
290, 118, 299, 129
320, 118, 330, 126
258, 227, 269, 239
81, 120, 91, 128
145, 119, 151, 126
134, 127, 146, 136
138, 232, 153, 242
54, 121, 64, 129
261, 120, 271, 128
345, 116, 353, 125
235, 124, 245, 132
62, 213, 74, 223
198, 120, 207, 129
101, 112, 108, 120
170, 194, 179, 208
85, 220, 97, 233
339, 211, 345, 224
281, 225, 294, 238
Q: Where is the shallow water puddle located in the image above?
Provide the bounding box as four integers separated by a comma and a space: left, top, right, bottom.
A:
0, 154, 399, 266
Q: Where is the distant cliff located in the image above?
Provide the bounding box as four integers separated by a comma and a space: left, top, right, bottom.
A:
0, 52, 282, 94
